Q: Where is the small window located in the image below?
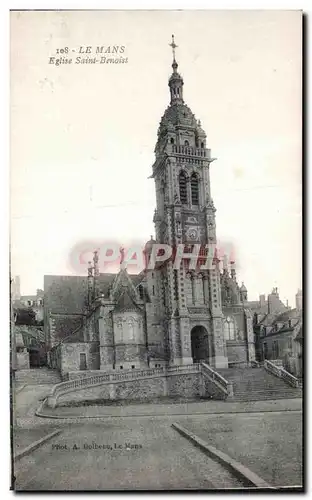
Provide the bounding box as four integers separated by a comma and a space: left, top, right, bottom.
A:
132, 365, 135, 369
138, 285, 144, 300
152, 285, 155, 296
184, 140, 189, 147
120, 366, 123, 370
170, 137, 174, 144
201, 142, 204, 148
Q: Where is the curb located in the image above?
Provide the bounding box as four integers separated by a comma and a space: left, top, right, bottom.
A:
14, 429, 62, 461
172, 423, 273, 489
35, 396, 302, 420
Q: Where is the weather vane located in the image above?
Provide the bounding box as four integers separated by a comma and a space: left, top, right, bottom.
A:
169, 34, 178, 61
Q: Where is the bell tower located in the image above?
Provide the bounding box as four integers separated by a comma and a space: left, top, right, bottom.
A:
151, 36, 228, 368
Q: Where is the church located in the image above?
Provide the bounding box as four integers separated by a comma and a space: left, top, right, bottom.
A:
45, 38, 256, 379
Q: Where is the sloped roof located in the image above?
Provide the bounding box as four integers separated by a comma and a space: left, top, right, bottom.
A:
114, 288, 142, 314
274, 308, 301, 323
295, 325, 303, 343
44, 272, 144, 314
159, 103, 197, 130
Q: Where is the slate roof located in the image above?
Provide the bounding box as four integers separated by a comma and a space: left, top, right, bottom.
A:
159, 103, 197, 131
114, 288, 142, 314
273, 308, 301, 323
44, 272, 144, 314
295, 325, 303, 344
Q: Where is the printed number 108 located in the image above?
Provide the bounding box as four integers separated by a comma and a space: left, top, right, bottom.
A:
56, 48, 69, 54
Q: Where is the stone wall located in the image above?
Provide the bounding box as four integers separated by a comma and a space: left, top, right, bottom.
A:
226, 342, 248, 367
57, 384, 111, 405
114, 377, 165, 400
60, 343, 93, 376
52, 370, 225, 407
167, 373, 202, 397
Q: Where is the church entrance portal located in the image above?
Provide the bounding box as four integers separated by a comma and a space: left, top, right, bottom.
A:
191, 326, 211, 364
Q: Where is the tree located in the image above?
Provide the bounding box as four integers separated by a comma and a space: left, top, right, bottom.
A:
14, 307, 36, 326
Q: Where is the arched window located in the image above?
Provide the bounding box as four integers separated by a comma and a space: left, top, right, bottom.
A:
127, 318, 135, 340
179, 171, 188, 204
170, 137, 174, 144
191, 173, 199, 205
184, 140, 189, 147
224, 317, 235, 341
201, 141, 204, 148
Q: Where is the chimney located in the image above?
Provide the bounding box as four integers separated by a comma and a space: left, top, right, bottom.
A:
87, 261, 93, 307
259, 294, 266, 307
268, 289, 280, 314
295, 289, 302, 311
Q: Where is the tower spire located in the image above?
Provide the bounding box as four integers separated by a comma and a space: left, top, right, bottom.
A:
168, 35, 184, 104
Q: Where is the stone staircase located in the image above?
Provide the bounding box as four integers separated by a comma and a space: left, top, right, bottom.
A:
217, 367, 302, 402
14, 368, 62, 385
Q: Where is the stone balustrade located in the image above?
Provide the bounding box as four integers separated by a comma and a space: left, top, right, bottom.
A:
264, 359, 299, 388
200, 362, 233, 397
47, 362, 231, 408
171, 145, 208, 157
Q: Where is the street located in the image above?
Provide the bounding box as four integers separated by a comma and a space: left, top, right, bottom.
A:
12, 382, 302, 491
14, 418, 244, 490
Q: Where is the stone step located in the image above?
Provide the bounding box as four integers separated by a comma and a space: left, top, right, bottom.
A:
216, 367, 302, 402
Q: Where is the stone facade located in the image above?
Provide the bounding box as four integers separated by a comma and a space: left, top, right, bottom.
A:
45, 45, 256, 380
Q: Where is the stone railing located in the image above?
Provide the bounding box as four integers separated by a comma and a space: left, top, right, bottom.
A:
47, 364, 203, 407
171, 145, 208, 157
167, 364, 201, 375
264, 360, 299, 388
200, 362, 233, 397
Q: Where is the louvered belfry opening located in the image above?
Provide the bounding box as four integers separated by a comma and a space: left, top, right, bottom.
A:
179, 171, 188, 204
191, 173, 199, 205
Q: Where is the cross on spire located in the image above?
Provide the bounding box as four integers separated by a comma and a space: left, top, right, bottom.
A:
169, 34, 178, 63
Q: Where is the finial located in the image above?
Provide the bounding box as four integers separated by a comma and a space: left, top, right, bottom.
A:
120, 246, 125, 265
169, 34, 178, 72
150, 235, 153, 240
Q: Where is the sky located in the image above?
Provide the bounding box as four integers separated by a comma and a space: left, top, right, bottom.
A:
10, 10, 302, 306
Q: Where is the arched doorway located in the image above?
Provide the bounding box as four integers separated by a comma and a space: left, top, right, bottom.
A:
191, 325, 212, 364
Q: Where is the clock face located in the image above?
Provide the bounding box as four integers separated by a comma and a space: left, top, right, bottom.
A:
187, 227, 198, 240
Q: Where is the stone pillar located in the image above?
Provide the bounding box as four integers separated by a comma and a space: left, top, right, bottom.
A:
99, 307, 115, 371
209, 265, 228, 369
203, 273, 209, 305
